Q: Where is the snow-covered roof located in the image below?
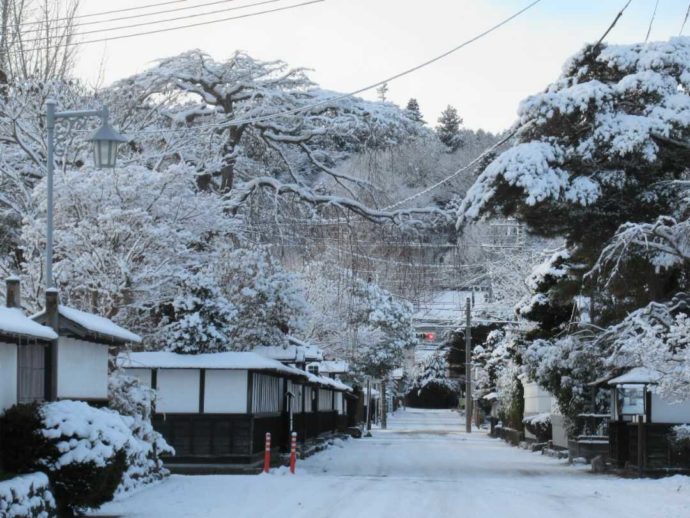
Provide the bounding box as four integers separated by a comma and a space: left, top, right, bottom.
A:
253, 340, 324, 363
608, 367, 662, 385
33, 305, 141, 344
304, 371, 352, 392
0, 306, 57, 341
318, 360, 349, 374
119, 351, 353, 391
119, 351, 307, 377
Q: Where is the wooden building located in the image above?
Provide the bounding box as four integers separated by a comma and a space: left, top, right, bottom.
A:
1, 278, 140, 412
0, 279, 58, 412
608, 367, 690, 472
119, 351, 352, 466
32, 288, 141, 405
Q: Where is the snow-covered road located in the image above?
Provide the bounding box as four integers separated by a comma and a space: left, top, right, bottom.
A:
95, 408, 690, 518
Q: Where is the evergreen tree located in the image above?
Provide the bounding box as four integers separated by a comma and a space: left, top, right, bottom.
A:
159, 272, 237, 354
405, 98, 425, 124
436, 105, 463, 151
458, 38, 690, 414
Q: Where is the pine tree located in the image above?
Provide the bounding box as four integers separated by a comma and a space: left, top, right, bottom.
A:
436, 105, 463, 152
458, 39, 690, 415
405, 98, 424, 124
159, 272, 237, 354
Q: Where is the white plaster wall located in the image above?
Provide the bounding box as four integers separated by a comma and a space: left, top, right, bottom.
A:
651, 393, 690, 423
124, 368, 152, 388
335, 392, 344, 415
57, 338, 108, 400
0, 342, 17, 412
204, 370, 248, 414
523, 381, 552, 415
157, 369, 200, 413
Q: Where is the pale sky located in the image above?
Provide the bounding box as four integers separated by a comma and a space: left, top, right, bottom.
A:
73, 0, 690, 133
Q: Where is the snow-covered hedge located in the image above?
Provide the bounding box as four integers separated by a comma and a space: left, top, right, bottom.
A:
523, 413, 552, 442
109, 372, 174, 495
0, 472, 56, 518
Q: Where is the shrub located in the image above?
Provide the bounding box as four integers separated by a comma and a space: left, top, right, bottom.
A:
0, 401, 131, 517
0, 403, 54, 474
108, 371, 174, 495
405, 382, 459, 408
0, 472, 56, 518
523, 413, 552, 442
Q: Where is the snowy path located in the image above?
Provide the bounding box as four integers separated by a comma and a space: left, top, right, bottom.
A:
95, 408, 690, 518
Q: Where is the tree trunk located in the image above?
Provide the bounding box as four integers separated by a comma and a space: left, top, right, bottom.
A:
381, 381, 387, 430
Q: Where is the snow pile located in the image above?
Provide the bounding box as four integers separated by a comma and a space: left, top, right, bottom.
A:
0, 473, 55, 518
109, 372, 174, 495
39, 400, 133, 469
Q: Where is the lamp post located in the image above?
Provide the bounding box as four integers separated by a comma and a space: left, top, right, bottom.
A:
45, 99, 127, 289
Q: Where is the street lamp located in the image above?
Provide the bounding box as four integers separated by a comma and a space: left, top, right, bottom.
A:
45, 99, 128, 288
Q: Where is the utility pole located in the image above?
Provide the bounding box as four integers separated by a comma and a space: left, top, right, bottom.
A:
465, 297, 472, 433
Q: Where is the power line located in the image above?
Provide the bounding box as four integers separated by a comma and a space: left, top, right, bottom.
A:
19, 0, 190, 26
3, 1, 325, 54
19, 0, 246, 33
108, 0, 544, 137
18, 0, 283, 42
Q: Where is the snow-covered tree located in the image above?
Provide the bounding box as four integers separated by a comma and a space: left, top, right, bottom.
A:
351, 278, 416, 428
436, 105, 463, 152
457, 38, 690, 412
407, 351, 458, 408
18, 163, 238, 330
218, 248, 309, 350
157, 272, 237, 354
108, 51, 427, 223
405, 98, 425, 124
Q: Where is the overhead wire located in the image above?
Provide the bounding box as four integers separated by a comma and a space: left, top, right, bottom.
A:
18, 0, 251, 33
2, 0, 325, 54
18, 0, 190, 26
86, 0, 544, 137
17, 0, 287, 43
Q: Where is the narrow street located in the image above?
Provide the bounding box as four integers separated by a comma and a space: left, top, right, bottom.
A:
95, 408, 690, 518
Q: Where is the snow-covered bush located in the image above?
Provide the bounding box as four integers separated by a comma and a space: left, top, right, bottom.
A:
108, 371, 174, 495
218, 248, 309, 351
39, 401, 129, 516
0, 472, 56, 518
157, 271, 238, 354
523, 413, 552, 442
0, 401, 132, 517
407, 352, 458, 408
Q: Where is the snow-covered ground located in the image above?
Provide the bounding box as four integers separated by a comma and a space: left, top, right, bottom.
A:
94, 408, 690, 518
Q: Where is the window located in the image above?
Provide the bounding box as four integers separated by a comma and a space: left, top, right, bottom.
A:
17, 344, 46, 404
618, 386, 645, 415
307, 364, 319, 375
251, 373, 282, 414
